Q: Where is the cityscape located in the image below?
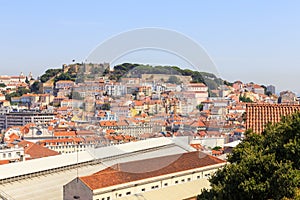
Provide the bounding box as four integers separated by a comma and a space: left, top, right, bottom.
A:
0, 1, 300, 200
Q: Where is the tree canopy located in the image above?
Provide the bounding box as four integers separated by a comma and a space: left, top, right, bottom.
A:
198, 112, 300, 200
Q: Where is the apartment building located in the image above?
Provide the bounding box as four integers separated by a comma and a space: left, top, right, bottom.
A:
0, 112, 55, 129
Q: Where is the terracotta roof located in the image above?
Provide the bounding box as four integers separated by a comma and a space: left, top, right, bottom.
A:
190, 120, 206, 127
54, 131, 76, 137
80, 151, 225, 190
246, 104, 300, 134
100, 121, 117, 127
18, 140, 59, 160
0, 160, 10, 165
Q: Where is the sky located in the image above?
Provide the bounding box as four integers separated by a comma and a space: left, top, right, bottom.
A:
0, 1, 300, 94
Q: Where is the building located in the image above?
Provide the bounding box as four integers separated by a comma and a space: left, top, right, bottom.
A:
278, 90, 297, 104
267, 85, 275, 94
0, 112, 55, 130
245, 104, 300, 134
252, 84, 265, 95
0, 146, 24, 164
0, 137, 196, 199
63, 151, 225, 200
55, 80, 75, 89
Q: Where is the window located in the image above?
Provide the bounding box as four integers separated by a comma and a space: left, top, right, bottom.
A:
126, 192, 131, 195
181, 179, 185, 182
151, 186, 155, 189
187, 178, 191, 181
107, 197, 110, 200
197, 175, 201, 179
141, 188, 145, 192
102, 198, 105, 200
8, 153, 11, 157
164, 183, 168, 186
175, 180, 178, 184
118, 194, 122, 197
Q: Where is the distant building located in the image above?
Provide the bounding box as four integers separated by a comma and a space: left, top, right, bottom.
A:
0, 146, 24, 164
63, 151, 225, 200
55, 80, 75, 90
267, 85, 275, 94
246, 104, 300, 134
252, 84, 265, 95
278, 90, 297, 104
184, 83, 208, 104
0, 112, 55, 130
232, 81, 243, 91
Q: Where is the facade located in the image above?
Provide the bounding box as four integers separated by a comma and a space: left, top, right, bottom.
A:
0, 112, 55, 129
278, 90, 297, 104
0, 146, 24, 164
267, 85, 275, 94
55, 80, 75, 89
63, 151, 226, 200
252, 84, 265, 95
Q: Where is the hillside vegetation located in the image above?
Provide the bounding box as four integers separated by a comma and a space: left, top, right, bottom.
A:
37, 63, 228, 91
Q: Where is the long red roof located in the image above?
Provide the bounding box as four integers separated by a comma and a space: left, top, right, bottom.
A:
80, 151, 225, 190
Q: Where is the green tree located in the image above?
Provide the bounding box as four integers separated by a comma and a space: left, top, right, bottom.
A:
0, 83, 6, 88
239, 94, 253, 103
101, 103, 111, 110
30, 81, 40, 94
70, 91, 83, 100
196, 104, 204, 111
167, 75, 181, 84
198, 112, 300, 200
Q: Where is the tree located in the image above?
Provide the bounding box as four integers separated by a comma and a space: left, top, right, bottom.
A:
70, 91, 83, 100
239, 94, 253, 103
30, 81, 40, 94
101, 103, 111, 110
197, 112, 300, 200
196, 104, 204, 111
0, 83, 6, 88
25, 76, 29, 84
167, 75, 181, 84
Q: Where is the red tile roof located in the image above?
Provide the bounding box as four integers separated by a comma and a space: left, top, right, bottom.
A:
246, 104, 300, 134
18, 140, 59, 160
80, 151, 225, 190
54, 131, 76, 137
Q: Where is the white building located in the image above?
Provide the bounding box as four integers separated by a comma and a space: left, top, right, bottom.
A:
0, 146, 25, 163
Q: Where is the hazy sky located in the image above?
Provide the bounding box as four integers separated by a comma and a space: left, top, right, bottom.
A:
0, 1, 300, 94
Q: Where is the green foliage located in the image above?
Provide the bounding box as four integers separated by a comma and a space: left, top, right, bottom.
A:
40, 68, 62, 83
30, 81, 40, 94
113, 63, 224, 90
5, 87, 31, 101
0, 83, 6, 88
198, 112, 300, 200
212, 146, 222, 151
239, 95, 253, 103
224, 80, 233, 87
54, 72, 72, 82
101, 103, 111, 110
70, 91, 83, 100
196, 104, 204, 111
167, 76, 181, 84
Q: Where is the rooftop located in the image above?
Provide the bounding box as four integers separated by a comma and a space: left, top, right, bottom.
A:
80, 151, 225, 190
246, 104, 300, 133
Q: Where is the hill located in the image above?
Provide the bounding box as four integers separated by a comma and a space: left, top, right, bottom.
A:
36, 63, 230, 92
